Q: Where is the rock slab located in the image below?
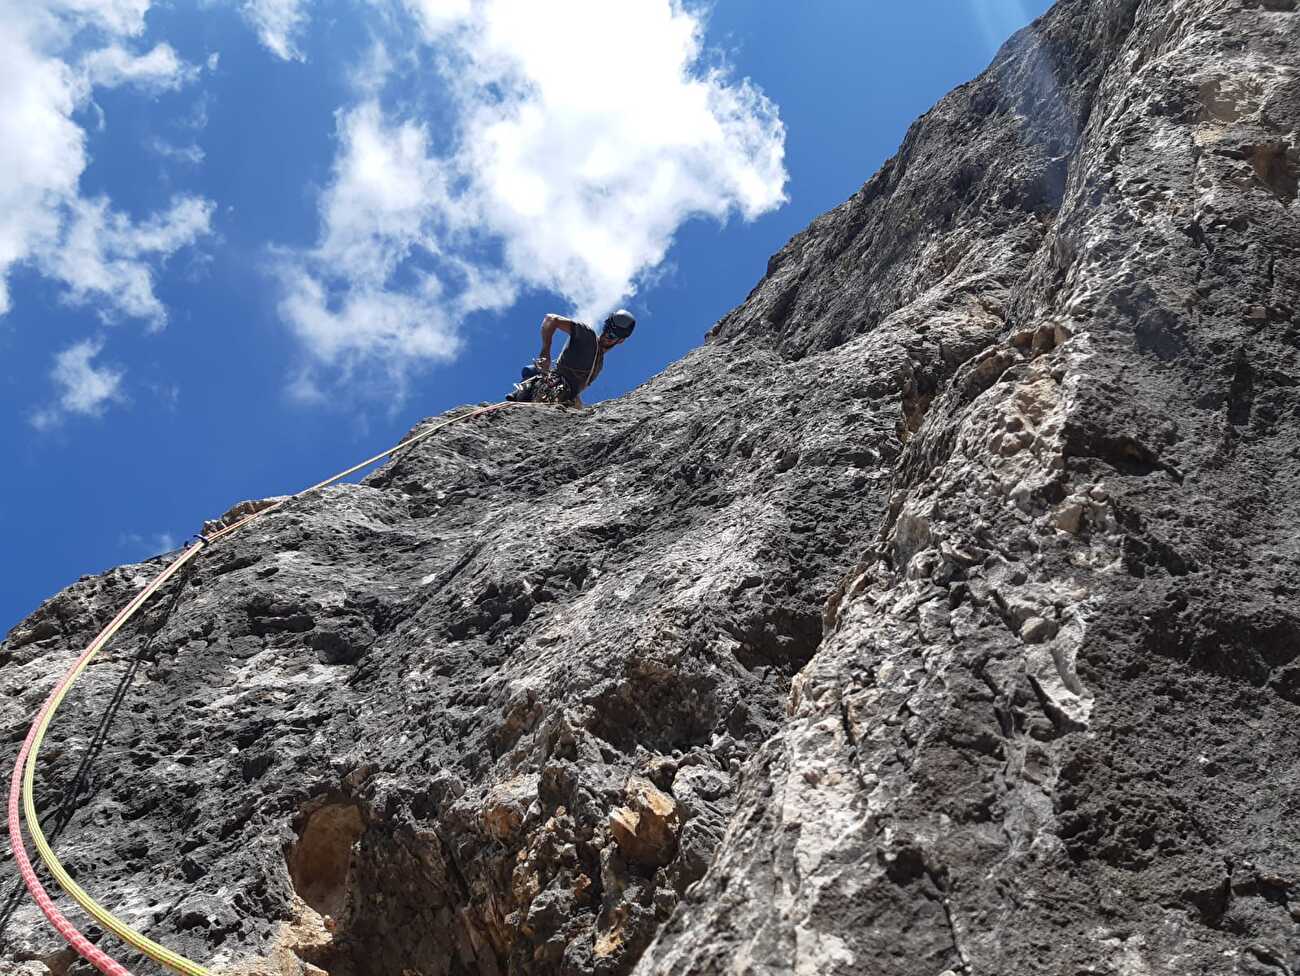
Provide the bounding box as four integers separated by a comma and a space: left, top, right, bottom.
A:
3, 1, 1299, 974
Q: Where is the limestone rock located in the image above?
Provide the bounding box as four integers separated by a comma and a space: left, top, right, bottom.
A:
609, 777, 681, 867
4, 1, 1298, 975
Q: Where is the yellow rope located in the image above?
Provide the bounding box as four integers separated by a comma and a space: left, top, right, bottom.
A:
23, 401, 544, 974
23, 543, 211, 975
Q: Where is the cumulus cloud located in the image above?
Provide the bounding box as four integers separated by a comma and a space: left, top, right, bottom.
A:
0, 11, 84, 317
276, 102, 462, 396
317, 101, 447, 283
30, 338, 125, 429
435, 0, 787, 315
241, 0, 310, 61
279, 0, 786, 397
0, 2, 212, 323
279, 267, 462, 372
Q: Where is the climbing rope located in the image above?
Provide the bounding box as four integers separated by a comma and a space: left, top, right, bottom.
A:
10, 541, 209, 976
7, 400, 551, 976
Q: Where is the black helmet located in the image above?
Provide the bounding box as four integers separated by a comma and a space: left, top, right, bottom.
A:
601, 309, 636, 340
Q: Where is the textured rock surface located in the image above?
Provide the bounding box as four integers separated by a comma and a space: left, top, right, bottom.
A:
3, 1, 1298, 974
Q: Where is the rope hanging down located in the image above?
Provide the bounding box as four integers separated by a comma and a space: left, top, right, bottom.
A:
7, 400, 540, 976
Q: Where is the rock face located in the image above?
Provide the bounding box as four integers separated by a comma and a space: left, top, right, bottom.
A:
3, 1, 1298, 974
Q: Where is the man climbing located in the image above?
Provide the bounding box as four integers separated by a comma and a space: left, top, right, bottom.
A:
507, 309, 637, 406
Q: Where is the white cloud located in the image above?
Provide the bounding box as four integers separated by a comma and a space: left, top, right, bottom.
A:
275, 101, 461, 396
119, 530, 179, 555
82, 42, 198, 91
47, 0, 151, 36
149, 137, 205, 164
48, 195, 214, 325
278, 0, 786, 399
317, 101, 447, 283
30, 338, 125, 429
404, 0, 471, 35
241, 0, 310, 61
279, 266, 461, 370
182, 90, 210, 131
0, 12, 84, 316
0, 2, 212, 323
426, 0, 790, 312
346, 39, 394, 97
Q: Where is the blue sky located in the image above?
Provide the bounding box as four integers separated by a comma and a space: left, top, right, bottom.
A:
0, 0, 1051, 634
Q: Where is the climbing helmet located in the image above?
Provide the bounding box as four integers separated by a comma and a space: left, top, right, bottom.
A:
601, 309, 636, 341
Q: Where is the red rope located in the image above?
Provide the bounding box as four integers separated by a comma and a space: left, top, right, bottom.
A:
8, 658, 134, 976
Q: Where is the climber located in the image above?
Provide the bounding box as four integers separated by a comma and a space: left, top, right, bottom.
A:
506, 310, 636, 406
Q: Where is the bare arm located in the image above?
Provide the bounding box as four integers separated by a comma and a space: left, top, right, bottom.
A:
538, 314, 578, 364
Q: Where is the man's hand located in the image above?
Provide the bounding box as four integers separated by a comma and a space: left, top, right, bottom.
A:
534, 355, 551, 372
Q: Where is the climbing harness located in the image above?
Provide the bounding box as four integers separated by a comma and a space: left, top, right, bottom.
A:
511, 361, 584, 405
7, 400, 560, 976
536, 369, 577, 404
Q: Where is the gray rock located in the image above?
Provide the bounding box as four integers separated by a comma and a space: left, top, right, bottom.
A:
3, 1, 1298, 975
1019, 615, 1058, 643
